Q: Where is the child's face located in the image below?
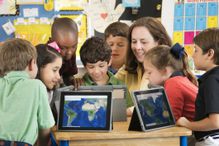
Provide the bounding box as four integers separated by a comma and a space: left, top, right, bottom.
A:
106, 35, 128, 67
56, 31, 78, 61
143, 60, 167, 86
131, 26, 158, 63
40, 57, 62, 90
85, 61, 109, 84
192, 44, 209, 71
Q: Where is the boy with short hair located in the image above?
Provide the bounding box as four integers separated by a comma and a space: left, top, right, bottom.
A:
177, 28, 219, 146
104, 22, 129, 74
50, 17, 78, 85
0, 38, 55, 146
80, 36, 123, 86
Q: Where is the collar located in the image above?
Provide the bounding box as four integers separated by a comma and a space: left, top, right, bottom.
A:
198, 66, 219, 83
4, 71, 30, 79
83, 71, 115, 85
170, 71, 184, 78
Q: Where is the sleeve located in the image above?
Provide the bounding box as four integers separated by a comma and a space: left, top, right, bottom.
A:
204, 76, 219, 115
37, 83, 55, 129
165, 81, 184, 121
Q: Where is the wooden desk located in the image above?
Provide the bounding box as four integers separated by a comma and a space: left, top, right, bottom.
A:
53, 120, 192, 146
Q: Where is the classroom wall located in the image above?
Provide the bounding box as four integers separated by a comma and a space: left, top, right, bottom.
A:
0, 0, 163, 42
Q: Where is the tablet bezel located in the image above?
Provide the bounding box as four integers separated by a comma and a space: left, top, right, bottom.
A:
58, 91, 112, 131
132, 88, 175, 131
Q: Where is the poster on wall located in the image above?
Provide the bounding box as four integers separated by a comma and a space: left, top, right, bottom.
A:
16, 0, 44, 4
55, 0, 87, 11
162, 0, 218, 74
162, 0, 219, 56
0, 0, 17, 15
84, 0, 125, 33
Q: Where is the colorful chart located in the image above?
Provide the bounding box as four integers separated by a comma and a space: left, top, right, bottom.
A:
173, 0, 219, 57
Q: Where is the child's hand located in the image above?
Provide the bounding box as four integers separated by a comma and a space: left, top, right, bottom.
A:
71, 77, 84, 90
176, 117, 190, 127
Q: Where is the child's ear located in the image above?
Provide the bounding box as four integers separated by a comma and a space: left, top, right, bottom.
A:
28, 59, 36, 71
108, 57, 112, 67
207, 49, 215, 59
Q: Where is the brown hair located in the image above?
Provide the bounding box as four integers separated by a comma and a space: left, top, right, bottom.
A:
126, 17, 172, 73
193, 28, 219, 65
80, 37, 111, 66
51, 17, 78, 40
0, 38, 37, 76
145, 45, 198, 86
104, 21, 129, 39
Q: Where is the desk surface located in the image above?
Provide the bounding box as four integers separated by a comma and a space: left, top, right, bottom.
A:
53, 119, 192, 141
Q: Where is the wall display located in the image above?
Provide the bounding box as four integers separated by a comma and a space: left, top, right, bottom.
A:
162, 0, 218, 75
55, 0, 87, 11
14, 18, 51, 45
17, 0, 44, 5
84, 0, 125, 33
0, 0, 17, 15
173, 0, 218, 56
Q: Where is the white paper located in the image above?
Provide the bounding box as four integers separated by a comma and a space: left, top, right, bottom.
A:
23, 8, 39, 17
2, 21, 16, 35
0, 0, 16, 15
84, 0, 125, 33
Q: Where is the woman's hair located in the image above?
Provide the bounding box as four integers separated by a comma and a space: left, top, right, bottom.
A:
0, 38, 37, 76
35, 44, 62, 79
193, 28, 219, 65
104, 21, 129, 39
51, 17, 78, 40
80, 37, 111, 66
125, 17, 172, 73
145, 44, 198, 86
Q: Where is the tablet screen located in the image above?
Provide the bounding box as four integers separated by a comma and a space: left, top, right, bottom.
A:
58, 91, 112, 131
133, 88, 175, 131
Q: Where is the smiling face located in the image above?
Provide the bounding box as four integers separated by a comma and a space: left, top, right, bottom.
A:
40, 57, 62, 90
85, 61, 110, 85
106, 35, 128, 69
56, 31, 78, 61
131, 26, 158, 63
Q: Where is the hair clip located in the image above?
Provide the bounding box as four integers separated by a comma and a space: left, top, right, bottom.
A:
48, 41, 61, 53
170, 43, 184, 59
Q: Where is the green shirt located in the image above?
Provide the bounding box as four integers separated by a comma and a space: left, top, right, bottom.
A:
0, 71, 55, 145
82, 71, 133, 107
83, 71, 123, 85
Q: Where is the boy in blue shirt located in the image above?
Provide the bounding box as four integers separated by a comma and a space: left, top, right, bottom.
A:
0, 38, 55, 146
177, 28, 219, 146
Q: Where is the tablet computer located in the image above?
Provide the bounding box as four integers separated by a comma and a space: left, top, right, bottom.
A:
78, 85, 127, 122
57, 91, 113, 131
130, 87, 175, 131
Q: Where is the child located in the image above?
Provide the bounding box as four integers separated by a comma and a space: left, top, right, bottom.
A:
80, 36, 122, 85
104, 22, 129, 74
35, 44, 62, 104
80, 36, 133, 108
177, 28, 219, 146
144, 43, 198, 121
50, 17, 78, 85
0, 38, 55, 146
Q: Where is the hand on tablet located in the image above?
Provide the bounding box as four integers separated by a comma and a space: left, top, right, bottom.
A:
70, 77, 84, 90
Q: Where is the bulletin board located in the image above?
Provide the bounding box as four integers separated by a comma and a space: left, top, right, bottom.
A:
162, 0, 219, 57
14, 19, 51, 45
